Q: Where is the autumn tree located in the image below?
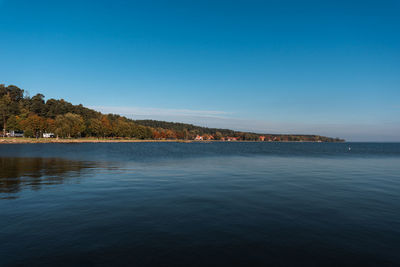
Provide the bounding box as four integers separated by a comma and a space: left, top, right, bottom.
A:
20, 114, 46, 138
0, 94, 12, 136
6, 115, 22, 131
100, 115, 112, 137
55, 113, 85, 138
44, 118, 56, 133
214, 131, 223, 140
165, 129, 176, 139
88, 118, 102, 137
113, 118, 131, 137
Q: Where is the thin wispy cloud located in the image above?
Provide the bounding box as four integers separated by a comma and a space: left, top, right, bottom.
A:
90, 106, 232, 119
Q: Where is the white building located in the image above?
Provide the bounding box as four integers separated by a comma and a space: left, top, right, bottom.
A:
43, 133, 55, 138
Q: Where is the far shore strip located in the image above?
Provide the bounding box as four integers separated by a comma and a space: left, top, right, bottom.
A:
0, 138, 328, 144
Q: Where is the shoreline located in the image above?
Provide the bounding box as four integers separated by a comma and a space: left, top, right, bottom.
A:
0, 138, 193, 144
0, 138, 341, 144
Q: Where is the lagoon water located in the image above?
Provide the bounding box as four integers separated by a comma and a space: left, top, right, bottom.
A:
1, 142, 400, 266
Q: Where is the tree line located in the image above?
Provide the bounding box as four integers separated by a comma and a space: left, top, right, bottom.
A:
0, 84, 344, 142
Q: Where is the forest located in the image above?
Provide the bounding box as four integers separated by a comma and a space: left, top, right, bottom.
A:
0, 84, 344, 142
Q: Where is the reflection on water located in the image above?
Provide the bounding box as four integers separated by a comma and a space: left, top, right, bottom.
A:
0, 157, 95, 196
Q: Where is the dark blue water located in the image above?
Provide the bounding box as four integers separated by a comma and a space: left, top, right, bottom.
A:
1, 142, 400, 266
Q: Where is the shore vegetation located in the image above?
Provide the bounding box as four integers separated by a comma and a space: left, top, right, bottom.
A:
0, 84, 344, 142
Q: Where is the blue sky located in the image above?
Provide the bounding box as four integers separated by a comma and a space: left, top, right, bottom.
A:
1, 0, 399, 141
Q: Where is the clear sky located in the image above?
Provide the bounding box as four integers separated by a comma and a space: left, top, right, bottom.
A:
1, 0, 399, 141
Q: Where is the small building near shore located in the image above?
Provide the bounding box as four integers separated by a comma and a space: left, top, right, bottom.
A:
8, 130, 24, 137
43, 133, 56, 138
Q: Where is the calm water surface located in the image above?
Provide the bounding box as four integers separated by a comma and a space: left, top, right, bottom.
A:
1, 142, 400, 266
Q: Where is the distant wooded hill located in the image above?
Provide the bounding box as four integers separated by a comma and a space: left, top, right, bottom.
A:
0, 84, 344, 142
